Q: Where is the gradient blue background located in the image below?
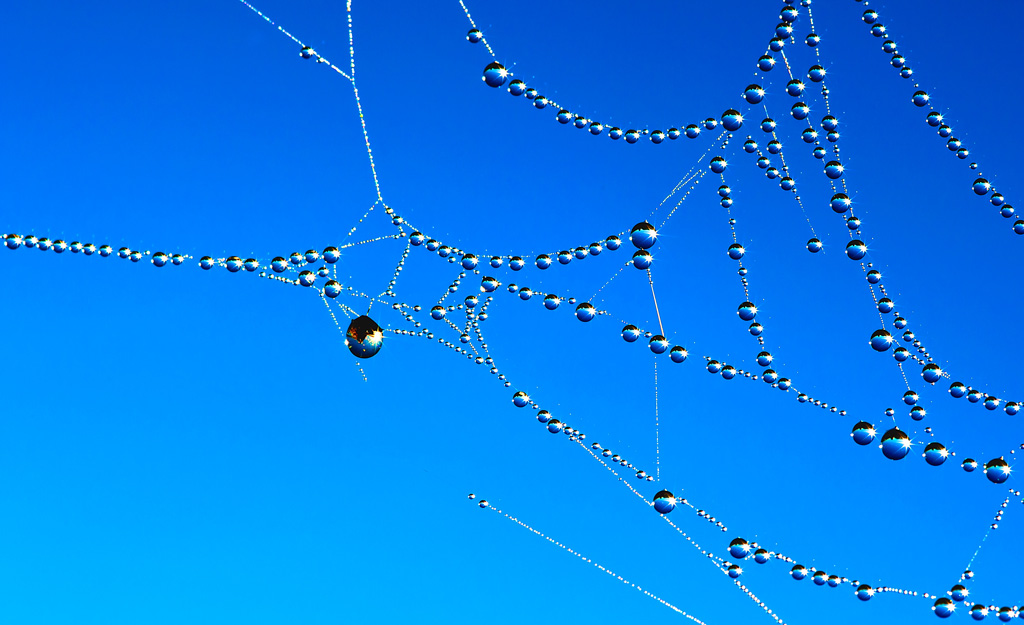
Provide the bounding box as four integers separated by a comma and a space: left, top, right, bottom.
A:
2, 1, 1022, 623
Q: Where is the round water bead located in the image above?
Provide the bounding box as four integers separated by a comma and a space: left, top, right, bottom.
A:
575, 302, 596, 322
605, 236, 621, 251
728, 538, 751, 559
346, 315, 384, 359
806, 238, 823, 253
512, 391, 530, 408
507, 80, 526, 96
737, 302, 757, 321
685, 124, 701, 138
984, 457, 1010, 484
852, 421, 876, 445
912, 90, 930, 107
632, 250, 652, 269
856, 585, 874, 601
933, 598, 955, 618
791, 103, 810, 120
509, 257, 525, 271
728, 243, 745, 260
324, 280, 342, 298
630, 222, 657, 249
870, 330, 893, 352
758, 54, 776, 71
825, 161, 845, 179
962, 459, 977, 472
903, 390, 919, 405
482, 62, 508, 88
199, 256, 215, 270
710, 157, 727, 174
461, 254, 479, 270
543, 294, 561, 310
791, 565, 808, 580
622, 325, 641, 342
546, 419, 563, 434
922, 363, 943, 383
649, 335, 669, 354
756, 351, 773, 367
653, 490, 676, 514
846, 240, 867, 260
880, 427, 911, 460
535, 254, 552, 269
722, 109, 743, 131
226, 256, 243, 272
924, 442, 948, 466
298, 270, 316, 286
669, 346, 687, 363
812, 571, 827, 586
754, 549, 769, 564
466, 28, 482, 43
744, 85, 764, 104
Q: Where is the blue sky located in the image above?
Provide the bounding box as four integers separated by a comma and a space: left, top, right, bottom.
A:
2, 1, 1023, 623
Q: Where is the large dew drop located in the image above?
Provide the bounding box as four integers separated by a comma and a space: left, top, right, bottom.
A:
346, 315, 384, 359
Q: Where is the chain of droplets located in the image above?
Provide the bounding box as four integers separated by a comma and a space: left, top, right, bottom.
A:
17, 3, 1015, 621
573, 442, 791, 625
798, 9, 1024, 477
749, 3, 1024, 477
928, 489, 1024, 620
237, 0, 1015, 444
460, 1, 805, 148
853, 1, 1022, 237
234, 0, 353, 80
241, 3, 1024, 618
959, 489, 1020, 581
468, 495, 711, 624
719, 532, 1022, 612
485, 253, 850, 424
0, 237, 191, 266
